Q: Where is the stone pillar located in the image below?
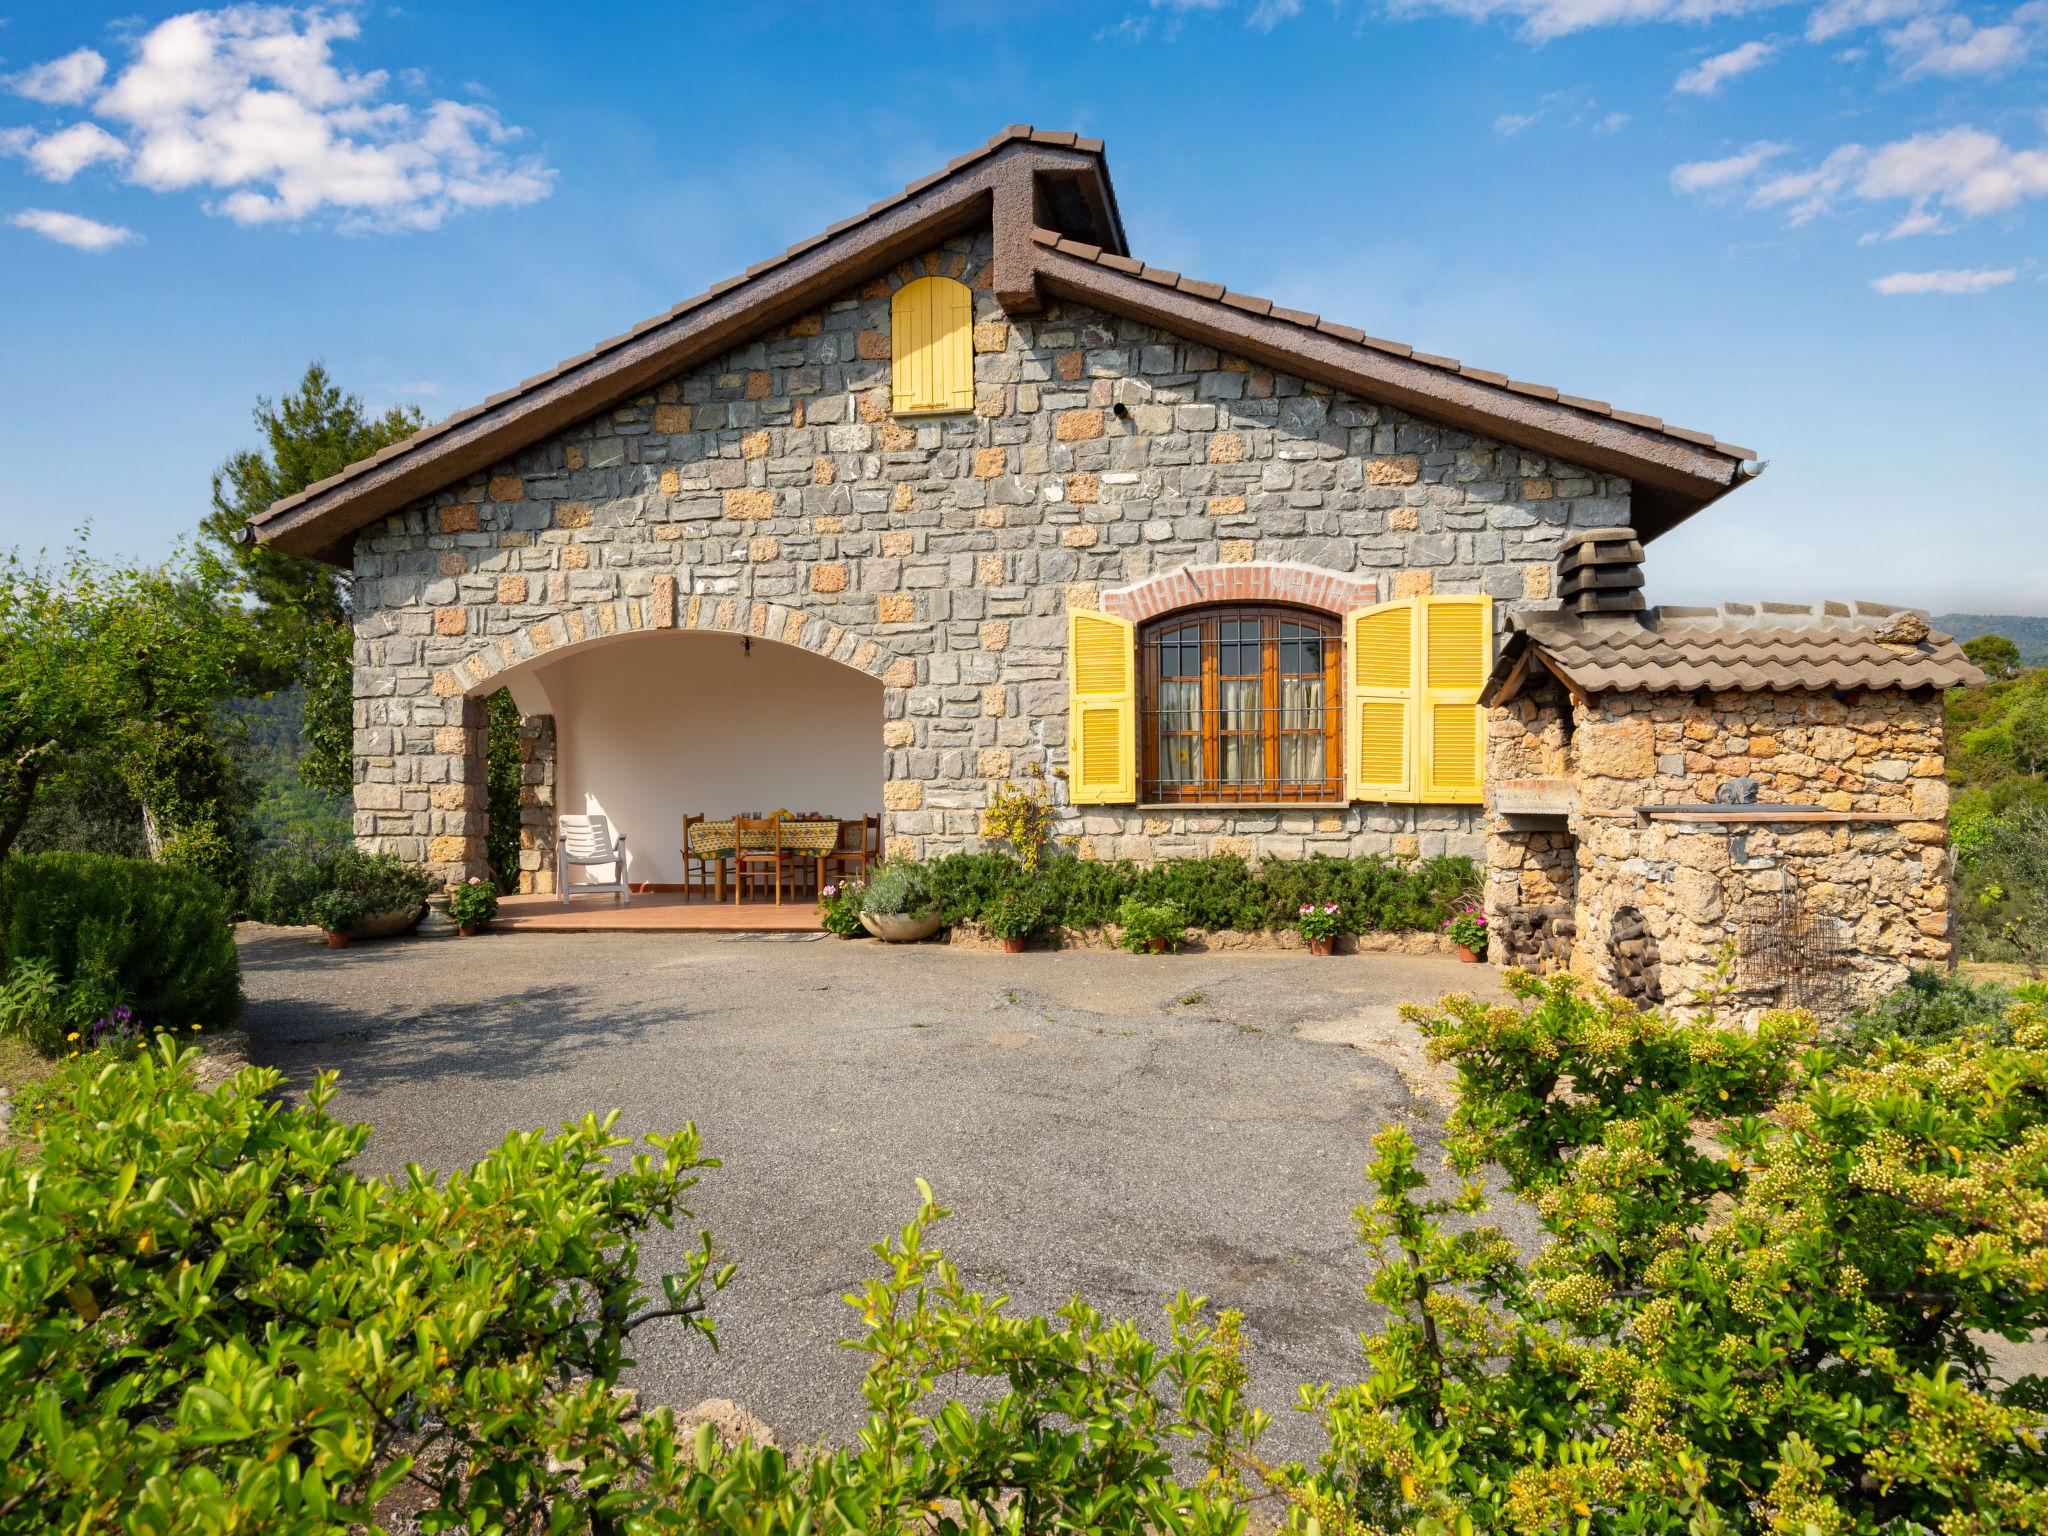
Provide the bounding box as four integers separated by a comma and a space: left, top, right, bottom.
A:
517, 713, 557, 895
355, 661, 490, 887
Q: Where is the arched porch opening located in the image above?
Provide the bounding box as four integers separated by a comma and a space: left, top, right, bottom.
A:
460, 627, 885, 894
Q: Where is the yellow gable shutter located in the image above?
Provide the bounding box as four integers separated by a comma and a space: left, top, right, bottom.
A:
1068, 609, 1135, 805
891, 276, 974, 415
1346, 599, 1417, 802
1418, 595, 1493, 804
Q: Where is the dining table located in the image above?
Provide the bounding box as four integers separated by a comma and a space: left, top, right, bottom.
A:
686, 816, 842, 900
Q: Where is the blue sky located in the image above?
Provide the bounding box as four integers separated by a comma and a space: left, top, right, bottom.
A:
0, 0, 2042, 612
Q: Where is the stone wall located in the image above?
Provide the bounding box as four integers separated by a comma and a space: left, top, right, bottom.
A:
1484, 680, 1953, 1012
350, 226, 1631, 884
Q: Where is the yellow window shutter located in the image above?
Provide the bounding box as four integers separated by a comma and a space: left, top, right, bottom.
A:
1346, 599, 1417, 802
1068, 609, 1136, 805
1418, 595, 1493, 804
890, 276, 974, 415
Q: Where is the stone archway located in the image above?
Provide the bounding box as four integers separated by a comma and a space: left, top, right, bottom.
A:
1099, 561, 1383, 622
363, 595, 916, 887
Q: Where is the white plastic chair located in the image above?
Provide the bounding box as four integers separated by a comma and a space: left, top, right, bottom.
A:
557, 814, 631, 905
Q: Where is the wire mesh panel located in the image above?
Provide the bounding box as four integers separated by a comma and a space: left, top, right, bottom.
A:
1139, 606, 1342, 803
1737, 885, 1856, 1016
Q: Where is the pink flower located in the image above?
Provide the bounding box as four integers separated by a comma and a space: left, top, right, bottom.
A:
823, 885, 837, 897
1298, 904, 1312, 915
1323, 902, 1339, 913
467, 876, 482, 885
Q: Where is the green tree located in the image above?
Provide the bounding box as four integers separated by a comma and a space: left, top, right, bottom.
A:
200, 364, 423, 797
1963, 632, 2023, 681
0, 547, 271, 862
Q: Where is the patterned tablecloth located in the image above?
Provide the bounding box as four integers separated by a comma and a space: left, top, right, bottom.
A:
687, 818, 842, 859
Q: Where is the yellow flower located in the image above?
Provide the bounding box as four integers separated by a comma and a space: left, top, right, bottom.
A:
66, 1032, 79, 1041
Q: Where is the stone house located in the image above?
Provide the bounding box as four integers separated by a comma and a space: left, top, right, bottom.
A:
242, 126, 1972, 997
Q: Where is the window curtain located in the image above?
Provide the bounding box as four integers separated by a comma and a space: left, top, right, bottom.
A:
1279, 676, 1323, 782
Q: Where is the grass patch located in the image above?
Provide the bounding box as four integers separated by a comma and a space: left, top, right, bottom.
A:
0, 1036, 55, 1099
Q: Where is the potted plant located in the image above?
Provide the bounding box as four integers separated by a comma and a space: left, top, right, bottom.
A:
308, 889, 364, 949
1297, 901, 1343, 957
819, 880, 867, 939
448, 877, 500, 936
1116, 896, 1185, 955
1443, 901, 1488, 963
859, 859, 943, 943
981, 886, 1045, 953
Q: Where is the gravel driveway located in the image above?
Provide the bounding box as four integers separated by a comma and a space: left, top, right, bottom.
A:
236, 925, 1512, 1462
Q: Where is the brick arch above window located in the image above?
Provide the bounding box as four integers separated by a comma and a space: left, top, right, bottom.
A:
1098, 562, 1383, 624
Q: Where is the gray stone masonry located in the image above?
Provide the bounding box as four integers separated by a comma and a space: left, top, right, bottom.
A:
351, 229, 1630, 884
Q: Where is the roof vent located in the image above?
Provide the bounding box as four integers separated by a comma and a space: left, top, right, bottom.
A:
1558, 527, 1646, 618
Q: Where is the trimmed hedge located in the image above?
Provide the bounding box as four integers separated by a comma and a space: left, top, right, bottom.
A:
246, 840, 431, 928
924, 850, 1478, 933
0, 852, 241, 1031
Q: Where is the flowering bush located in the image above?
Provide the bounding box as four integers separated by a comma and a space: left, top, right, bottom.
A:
1442, 899, 1487, 955
819, 879, 866, 937
1296, 901, 1343, 942
4, 979, 2046, 1532
306, 887, 365, 935
447, 876, 499, 928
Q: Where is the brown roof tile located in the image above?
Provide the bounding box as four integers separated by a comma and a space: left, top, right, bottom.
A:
1485, 603, 1982, 700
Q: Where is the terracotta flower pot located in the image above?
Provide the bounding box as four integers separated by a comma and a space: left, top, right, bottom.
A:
1001, 935, 1027, 954
1309, 935, 1335, 957
1145, 936, 1169, 954
1458, 944, 1480, 963
459, 922, 486, 937
324, 930, 350, 950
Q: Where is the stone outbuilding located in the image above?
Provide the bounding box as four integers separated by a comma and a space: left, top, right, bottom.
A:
1480, 534, 1979, 1012
235, 126, 1971, 971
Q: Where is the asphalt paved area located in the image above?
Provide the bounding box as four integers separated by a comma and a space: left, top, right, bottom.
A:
236, 925, 1512, 1463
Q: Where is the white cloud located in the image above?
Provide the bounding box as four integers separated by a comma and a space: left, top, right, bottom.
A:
1675, 38, 1778, 92
2, 120, 128, 181
1670, 139, 1786, 192
1249, 0, 1305, 24
1806, 0, 1928, 39
1595, 110, 1633, 132
1, 7, 553, 232
1494, 110, 1544, 136
1870, 265, 2017, 292
1387, 0, 1777, 43
1678, 125, 2048, 231
1860, 125, 2048, 215
8, 46, 107, 105
7, 207, 137, 250
1892, 4, 2043, 74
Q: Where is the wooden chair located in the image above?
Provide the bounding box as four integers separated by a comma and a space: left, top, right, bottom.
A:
679, 813, 719, 902
825, 814, 880, 888
732, 816, 784, 905
557, 814, 630, 905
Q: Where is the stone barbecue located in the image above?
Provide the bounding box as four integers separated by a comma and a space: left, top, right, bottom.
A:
1480, 529, 1981, 1014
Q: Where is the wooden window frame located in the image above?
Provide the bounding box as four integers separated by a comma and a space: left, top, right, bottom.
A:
1138, 603, 1344, 805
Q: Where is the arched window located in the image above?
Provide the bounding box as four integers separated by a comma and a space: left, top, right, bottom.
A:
890, 275, 973, 414
1138, 605, 1343, 803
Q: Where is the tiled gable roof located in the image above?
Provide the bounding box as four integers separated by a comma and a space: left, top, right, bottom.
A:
1488, 602, 1982, 700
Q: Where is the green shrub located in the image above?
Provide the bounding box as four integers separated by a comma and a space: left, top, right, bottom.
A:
980, 884, 1046, 941
1115, 895, 1186, 952
245, 835, 348, 925
447, 876, 499, 927
246, 840, 430, 927
0, 958, 71, 1055
1834, 965, 2020, 1060
5, 986, 2046, 1531
0, 852, 239, 1037
859, 857, 934, 918
924, 850, 1026, 924
926, 849, 1479, 935
1960, 800, 2048, 964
